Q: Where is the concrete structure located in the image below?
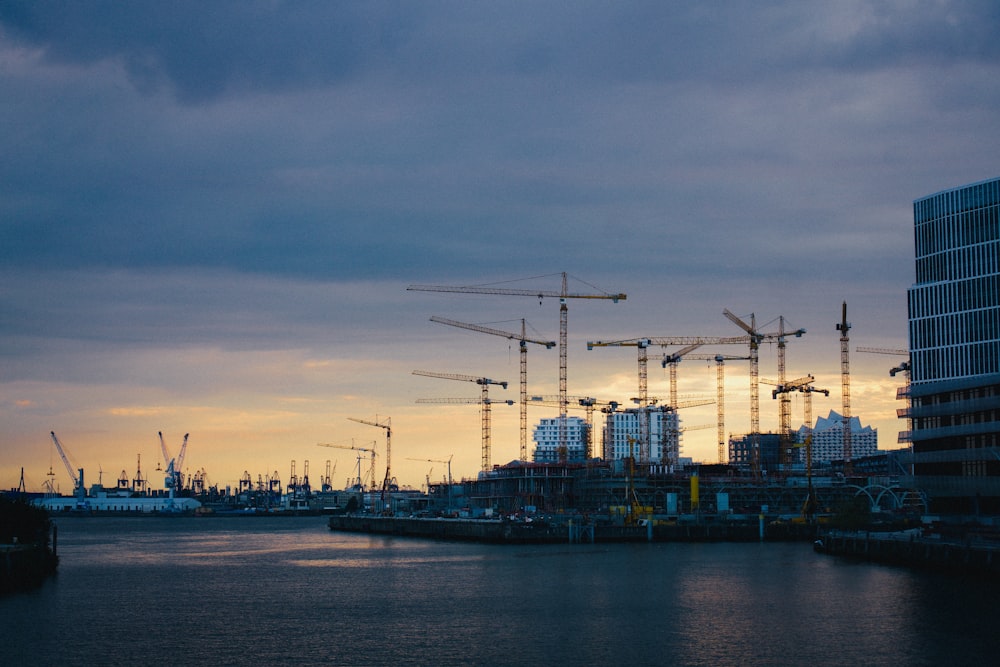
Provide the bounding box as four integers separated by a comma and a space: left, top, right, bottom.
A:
797, 410, 878, 464
603, 407, 680, 466
728, 433, 782, 473
532, 416, 590, 463
906, 176, 1000, 513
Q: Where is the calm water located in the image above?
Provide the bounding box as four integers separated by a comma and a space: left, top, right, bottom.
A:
1, 516, 998, 666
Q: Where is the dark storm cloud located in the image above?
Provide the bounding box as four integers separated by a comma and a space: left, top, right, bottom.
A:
5, 1, 998, 100
0, 0, 416, 102
1, 0, 998, 286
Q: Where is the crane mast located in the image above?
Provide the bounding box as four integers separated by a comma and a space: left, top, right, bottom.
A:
413, 370, 508, 471
836, 302, 852, 473
723, 310, 805, 478
588, 336, 745, 463
409, 272, 626, 462
429, 315, 554, 461
318, 441, 377, 491
347, 416, 392, 505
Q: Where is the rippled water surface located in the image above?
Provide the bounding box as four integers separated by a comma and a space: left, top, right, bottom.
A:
2, 516, 998, 666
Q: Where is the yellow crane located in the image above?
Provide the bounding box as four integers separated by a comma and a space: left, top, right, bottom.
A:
764, 375, 820, 468
429, 315, 555, 462
588, 335, 746, 461
413, 370, 509, 471
677, 353, 750, 464
836, 302, 853, 473
723, 310, 805, 477
527, 395, 620, 460
409, 272, 626, 461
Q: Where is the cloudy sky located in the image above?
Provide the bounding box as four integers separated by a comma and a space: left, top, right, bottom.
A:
2, 1, 998, 494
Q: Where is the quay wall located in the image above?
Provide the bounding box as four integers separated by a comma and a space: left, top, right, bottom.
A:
816, 531, 1000, 578
328, 515, 818, 544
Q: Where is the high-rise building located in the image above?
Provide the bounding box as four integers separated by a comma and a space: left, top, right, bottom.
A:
906, 176, 1000, 513
532, 417, 590, 463
602, 407, 680, 466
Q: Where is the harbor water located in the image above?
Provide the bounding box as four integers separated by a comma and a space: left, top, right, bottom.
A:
1, 516, 998, 666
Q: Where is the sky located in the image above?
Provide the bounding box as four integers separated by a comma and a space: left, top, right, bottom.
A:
2, 1, 999, 494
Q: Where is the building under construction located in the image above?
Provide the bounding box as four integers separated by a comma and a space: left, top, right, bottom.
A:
427, 450, 920, 520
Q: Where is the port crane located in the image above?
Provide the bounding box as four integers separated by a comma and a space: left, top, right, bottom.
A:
317, 441, 377, 491
409, 272, 626, 462
413, 370, 509, 471
157, 431, 189, 492
347, 416, 393, 504
429, 315, 555, 462
49, 431, 83, 496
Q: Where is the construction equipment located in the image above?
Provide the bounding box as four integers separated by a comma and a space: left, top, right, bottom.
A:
318, 441, 377, 491
48, 431, 82, 495
157, 432, 189, 492
857, 345, 913, 471
723, 310, 805, 477
767, 375, 817, 468
413, 370, 509, 471
527, 395, 620, 460
681, 353, 751, 464
406, 455, 455, 509
836, 302, 852, 473
347, 416, 392, 504
588, 336, 746, 462
409, 272, 626, 462
429, 315, 555, 462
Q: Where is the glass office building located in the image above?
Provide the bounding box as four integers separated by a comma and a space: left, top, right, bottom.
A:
906, 176, 1000, 513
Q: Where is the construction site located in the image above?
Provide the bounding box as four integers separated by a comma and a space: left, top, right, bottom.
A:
27, 273, 921, 528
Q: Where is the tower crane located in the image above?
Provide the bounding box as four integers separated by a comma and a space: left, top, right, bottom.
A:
836, 302, 853, 473
317, 441, 377, 491
723, 310, 805, 477
857, 345, 912, 472
429, 315, 555, 462
347, 416, 392, 505
766, 375, 817, 468
676, 354, 751, 464
588, 335, 746, 461
407, 455, 455, 510
409, 272, 626, 462
413, 370, 509, 471
528, 395, 620, 460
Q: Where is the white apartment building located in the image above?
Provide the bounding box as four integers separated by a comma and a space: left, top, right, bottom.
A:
532, 416, 590, 463
603, 407, 680, 466
796, 409, 878, 463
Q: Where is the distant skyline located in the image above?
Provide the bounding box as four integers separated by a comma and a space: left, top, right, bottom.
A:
2, 1, 999, 492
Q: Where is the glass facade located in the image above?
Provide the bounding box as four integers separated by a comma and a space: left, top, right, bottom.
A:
909, 177, 1000, 383
906, 176, 1000, 513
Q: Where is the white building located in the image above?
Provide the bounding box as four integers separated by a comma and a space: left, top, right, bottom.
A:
532, 416, 590, 463
796, 409, 878, 463
603, 407, 680, 466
